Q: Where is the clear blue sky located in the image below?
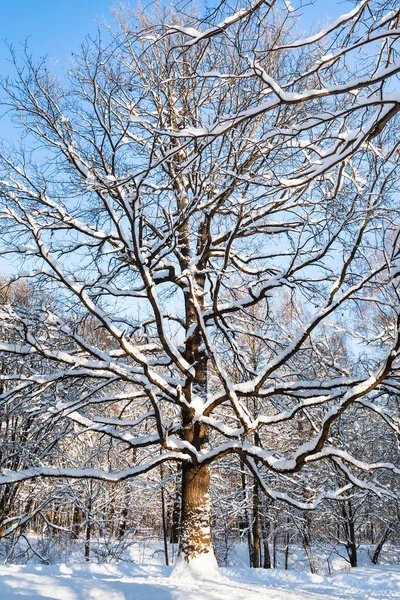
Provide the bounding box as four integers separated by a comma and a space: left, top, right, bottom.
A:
0, 0, 116, 77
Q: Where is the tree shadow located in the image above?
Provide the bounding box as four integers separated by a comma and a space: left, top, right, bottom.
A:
0, 574, 175, 600
120, 582, 175, 600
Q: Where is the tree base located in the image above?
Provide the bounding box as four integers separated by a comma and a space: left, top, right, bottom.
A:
170, 551, 227, 582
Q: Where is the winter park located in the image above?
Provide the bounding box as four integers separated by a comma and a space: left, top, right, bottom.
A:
0, 0, 400, 597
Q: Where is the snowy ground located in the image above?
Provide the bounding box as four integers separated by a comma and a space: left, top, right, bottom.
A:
0, 538, 398, 599
0, 561, 399, 599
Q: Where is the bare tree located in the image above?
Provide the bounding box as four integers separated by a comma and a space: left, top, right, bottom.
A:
0, 0, 399, 569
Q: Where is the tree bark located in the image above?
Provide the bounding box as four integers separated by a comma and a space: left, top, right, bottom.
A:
180, 461, 212, 561
71, 505, 82, 540
252, 480, 260, 568
85, 520, 91, 562
85, 490, 92, 562
263, 537, 271, 569
260, 503, 271, 569
284, 517, 290, 570
174, 152, 213, 563
273, 532, 277, 568
118, 501, 128, 539
240, 464, 253, 566
170, 474, 181, 545
371, 528, 391, 565
179, 224, 212, 562
160, 462, 170, 566
342, 501, 357, 568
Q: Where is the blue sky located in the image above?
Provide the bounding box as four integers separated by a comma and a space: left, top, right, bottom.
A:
0, 0, 355, 78
0, 0, 115, 77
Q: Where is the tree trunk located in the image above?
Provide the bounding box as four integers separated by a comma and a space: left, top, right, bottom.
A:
118, 502, 128, 539
371, 528, 391, 565
260, 505, 271, 569
284, 517, 290, 570
273, 532, 277, 568
301, 512, 316, 574
263, 538, 271, 569
284, 536, 290, 570
85, 493, 92, 562
252, 480, 260, 568
240, 464, 253, 566
85, 519, 91, 562
160, 462, 170, 566
108, 494, 115, 535
347, 540, 357, 568
370, 522, 375, 545
170, 475, 181, 545
177, 190, 212, 565
71, 506, 82, 539
342, 501, 357, 568
179, 260, 212, 563
180, 461, 212, 561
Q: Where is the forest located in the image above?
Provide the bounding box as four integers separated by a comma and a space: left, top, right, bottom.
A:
0, 0, 399, 598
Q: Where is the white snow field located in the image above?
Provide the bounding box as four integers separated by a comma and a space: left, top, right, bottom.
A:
0, 561, 398, 599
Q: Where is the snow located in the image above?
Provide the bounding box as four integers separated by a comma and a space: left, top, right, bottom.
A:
0, 562, 398, 599
284, 1, 294, 13
171, 551, 225, 582
277, 0, 369, 49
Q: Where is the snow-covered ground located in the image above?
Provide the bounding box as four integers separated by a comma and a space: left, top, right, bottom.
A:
0, 561, 399, 599
0, 538, 398, 599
